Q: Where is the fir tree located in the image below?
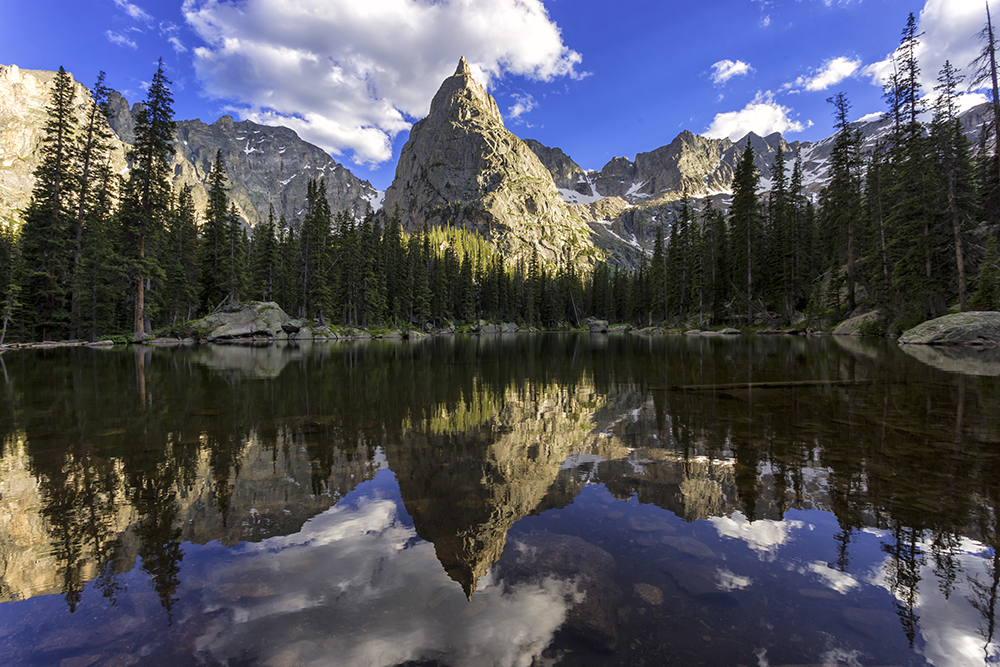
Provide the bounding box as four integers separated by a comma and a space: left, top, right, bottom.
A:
163, 187, 200, 324
123, 59, 175, 336
728, 141, 761, 325
970, 1, 1000, 195
649, 225, 666, 322
250, 205, 279, 303
71, 71, 116, 336
200, 152, 232, 312
819, 93, 863, 311
972, 231, 1000, 310
20, 66, 78, 341
931, 61, 977, 311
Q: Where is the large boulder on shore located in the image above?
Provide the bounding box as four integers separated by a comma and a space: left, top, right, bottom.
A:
898, 312, 1000, 346
192, 302, 293, 341
832, 311, 880, 336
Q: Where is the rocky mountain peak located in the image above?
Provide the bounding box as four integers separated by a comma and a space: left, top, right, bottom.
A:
427, 56, 503, 125
382, 58, 610, 268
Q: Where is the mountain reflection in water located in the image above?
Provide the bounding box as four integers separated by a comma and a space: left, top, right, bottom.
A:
0, 333, 998, 666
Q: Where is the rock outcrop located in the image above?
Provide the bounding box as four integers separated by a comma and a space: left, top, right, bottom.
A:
382, 57, 606, 268
108, 96, 380, 227
0, 65, 128, 227
0, 64, 378, 232
899, 312, 1000, 345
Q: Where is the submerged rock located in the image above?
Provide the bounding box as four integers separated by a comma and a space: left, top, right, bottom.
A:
496, 532, 622, 652
899, 311, 1000, 345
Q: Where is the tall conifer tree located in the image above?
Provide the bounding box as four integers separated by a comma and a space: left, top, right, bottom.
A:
123, 59, 175, 336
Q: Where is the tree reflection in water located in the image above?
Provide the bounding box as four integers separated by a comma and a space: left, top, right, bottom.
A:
0, 333, 998, 665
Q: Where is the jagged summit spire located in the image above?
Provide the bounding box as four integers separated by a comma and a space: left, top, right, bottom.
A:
455, 56, 472, 77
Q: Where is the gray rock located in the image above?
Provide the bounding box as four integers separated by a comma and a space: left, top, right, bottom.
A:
589, 319, 609, 333
719, 328, 742, 335
899, 311, 1000, 345
832, 310, 880, 335
201, 302, 291, 341
501, 322, 519, 333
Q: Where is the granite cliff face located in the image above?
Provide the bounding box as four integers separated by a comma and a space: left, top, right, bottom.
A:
0, 65, 129, 228
382, 58, 606, 267
0, 64, 378, 232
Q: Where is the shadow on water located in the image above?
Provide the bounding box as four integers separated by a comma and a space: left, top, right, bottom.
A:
0, 333, 998, 666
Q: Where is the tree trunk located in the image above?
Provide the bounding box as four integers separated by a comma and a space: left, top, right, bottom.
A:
134, 234, 145, 338
949, 181, 968, 311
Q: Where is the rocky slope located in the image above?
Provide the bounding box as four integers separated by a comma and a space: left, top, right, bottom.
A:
382, 57, 616, 268
0, 64, 379, 232
529, 104, 990, 210
0, 65, 129, 228
107, 93, 380, 227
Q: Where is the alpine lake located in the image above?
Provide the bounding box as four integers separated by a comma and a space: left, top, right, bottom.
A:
1, 333, 999, 667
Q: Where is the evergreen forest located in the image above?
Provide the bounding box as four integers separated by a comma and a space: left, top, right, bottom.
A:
2, 12, 1000, 344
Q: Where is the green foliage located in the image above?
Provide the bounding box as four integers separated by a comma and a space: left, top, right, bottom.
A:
972, 232, 1000, 310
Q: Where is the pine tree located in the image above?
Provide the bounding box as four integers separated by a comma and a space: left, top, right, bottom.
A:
0, 221, 20, 344
970, 1, 1000, 195
200, 152, 232, 312
768, 144, 795, 319
649, 225, 666, 322
728, 141, 761, 325
884, 14, 944, 328
250, 205, 279, 303
71, 71, 117, 336
225, 204, 248, 307
931, 61, 977, 311
972, 231, 1000, 310
123, 59, 176, 336
20, 66, 78, 341
163, 187, 200, 324
819, 92, 863, 312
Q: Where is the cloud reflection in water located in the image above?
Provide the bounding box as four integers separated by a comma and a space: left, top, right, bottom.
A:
196, 470, 579, 667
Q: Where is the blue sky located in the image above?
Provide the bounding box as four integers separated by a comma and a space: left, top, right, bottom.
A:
1, 0, 993, 190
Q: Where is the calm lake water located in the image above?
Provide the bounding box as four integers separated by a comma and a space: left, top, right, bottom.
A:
1, 333, 999, 667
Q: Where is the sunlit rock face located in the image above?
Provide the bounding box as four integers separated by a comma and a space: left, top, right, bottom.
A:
0, 64, 378, 232
382, 58, 606, 269
0, 65, 128, 229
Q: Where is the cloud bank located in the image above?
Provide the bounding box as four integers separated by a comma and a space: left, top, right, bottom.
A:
181, 0, 584, 166
863, 0, 993, 94
705, 91, 811, 141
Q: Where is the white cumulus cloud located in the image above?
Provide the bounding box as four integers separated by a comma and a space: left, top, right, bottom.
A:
785, 56, 861, 92
705, 91, 811, 141
711, 59, 753, 85
863, 0, 995, 95
181, 0, 585, 166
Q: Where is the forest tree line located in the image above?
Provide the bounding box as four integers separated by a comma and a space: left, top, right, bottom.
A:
2, 11, 1000, 343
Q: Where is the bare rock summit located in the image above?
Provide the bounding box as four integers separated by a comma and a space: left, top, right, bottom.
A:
382, 57, 606, 268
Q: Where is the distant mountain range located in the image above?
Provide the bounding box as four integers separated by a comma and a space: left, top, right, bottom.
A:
0, 62, 991, 267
